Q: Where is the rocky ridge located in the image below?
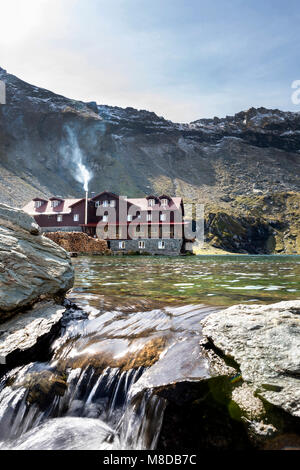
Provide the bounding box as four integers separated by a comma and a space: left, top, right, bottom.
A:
0, 67, 299, 253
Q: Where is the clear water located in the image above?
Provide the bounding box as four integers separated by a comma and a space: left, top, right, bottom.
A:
71, 255, 300, 309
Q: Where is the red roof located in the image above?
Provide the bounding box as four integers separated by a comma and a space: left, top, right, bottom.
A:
22, 198, 83, 216
23, 193, 183, 216
127, 197, 182, 211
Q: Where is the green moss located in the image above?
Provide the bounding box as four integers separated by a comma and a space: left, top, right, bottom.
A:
228, 400, 243, 421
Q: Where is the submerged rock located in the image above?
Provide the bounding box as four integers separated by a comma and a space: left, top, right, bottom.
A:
0, 417, 118, 450
14, 369, 68, 409
0, 203, 74, 319
201, 300, 300, 417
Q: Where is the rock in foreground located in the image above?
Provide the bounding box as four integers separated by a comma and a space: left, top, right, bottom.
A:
201, 300, 300, 417
0, 301, 65, 367
0, 204, 74, 319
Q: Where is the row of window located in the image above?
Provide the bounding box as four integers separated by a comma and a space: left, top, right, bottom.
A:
148, 199, 169, 207
95, 200, 116, 208
35, 198, 170, 210
54, 213, 167, 223
56, 214, 79, 222
34, 200, 62, 209
101, 213, 167, 222
95, 199, 169, 208
119, 240, 165, 249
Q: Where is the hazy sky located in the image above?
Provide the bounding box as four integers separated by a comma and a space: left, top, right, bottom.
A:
1, 0, 300, 122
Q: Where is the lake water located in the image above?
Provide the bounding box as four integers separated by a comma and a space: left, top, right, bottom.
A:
71, 255, 300, 310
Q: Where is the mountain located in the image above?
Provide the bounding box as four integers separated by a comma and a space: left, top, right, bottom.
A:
0, 67, 299, 254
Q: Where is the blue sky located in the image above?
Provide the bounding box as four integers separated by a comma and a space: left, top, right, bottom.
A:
1, 0, 300, 121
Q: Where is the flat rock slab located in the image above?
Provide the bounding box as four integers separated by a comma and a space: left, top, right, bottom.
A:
0, 301, 65, 366
131, 337, 212, 398
201, 300, 300, 417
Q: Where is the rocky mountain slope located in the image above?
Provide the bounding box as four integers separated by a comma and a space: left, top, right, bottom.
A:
0, 67, 299, 253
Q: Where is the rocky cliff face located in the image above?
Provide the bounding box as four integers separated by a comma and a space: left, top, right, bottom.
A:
0, 67, 299, 253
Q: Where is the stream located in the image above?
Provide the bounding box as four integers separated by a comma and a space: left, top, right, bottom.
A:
0, 255, 299, 450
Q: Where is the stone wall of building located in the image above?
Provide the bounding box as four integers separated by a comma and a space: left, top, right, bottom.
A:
109, 238, 183, 255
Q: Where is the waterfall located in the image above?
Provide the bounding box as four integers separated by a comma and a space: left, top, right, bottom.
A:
0, 277, 217, 451
0, 363, 166, 450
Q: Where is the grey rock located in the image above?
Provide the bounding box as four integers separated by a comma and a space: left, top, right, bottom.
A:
131, 337, 212, 397
0, 205, 74, 317
0, 300, 65, 365
0, 203, 40, 235
201, 300, 300, 417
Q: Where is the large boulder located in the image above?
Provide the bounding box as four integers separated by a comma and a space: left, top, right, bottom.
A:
201, 300, 300, 417
0, 300, 65, 366
0, 203, 74, 319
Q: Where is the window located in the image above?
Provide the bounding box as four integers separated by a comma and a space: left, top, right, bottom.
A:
119, 241, 125, 249
51, 200, 60, 208
136, 212, 141, 219
95, 201, 100, 207
139, 241, 145, 249
147, 213, 152, 222
127, 214, 132, 221
102, 215, 108, 222
158, 241, 165, 249
110, 200, 116, 207
161, 199, 168, 206
73, 214, 79, 222
103, 200, 108, 207
57, 215, 63, 222
34, 201, 43, 208
160, 214, 166, 221
148, 199, 155, 207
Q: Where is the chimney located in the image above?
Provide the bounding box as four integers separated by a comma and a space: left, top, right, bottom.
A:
85, 191, 88, 225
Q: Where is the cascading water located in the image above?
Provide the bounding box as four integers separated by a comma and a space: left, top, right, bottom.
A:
63, 127, 92, 193
0, 364, 164, 450
0, 294, 214, 450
